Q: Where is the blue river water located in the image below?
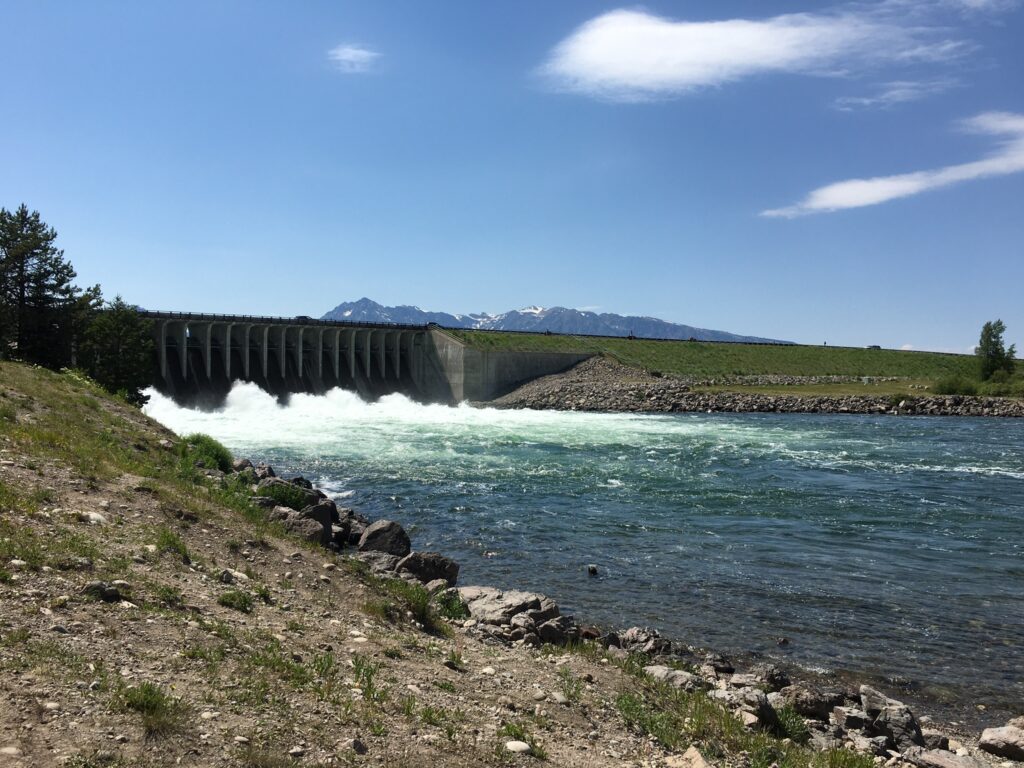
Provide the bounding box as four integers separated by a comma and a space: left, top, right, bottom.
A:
144, 384, 1024, 721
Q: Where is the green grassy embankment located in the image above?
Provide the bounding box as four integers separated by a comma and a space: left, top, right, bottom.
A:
447, 330, 1023, 397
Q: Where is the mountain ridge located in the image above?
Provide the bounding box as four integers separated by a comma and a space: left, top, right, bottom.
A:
321, 298, 789, 343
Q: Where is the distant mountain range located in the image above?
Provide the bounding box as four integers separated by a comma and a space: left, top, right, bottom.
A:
321, 298, 788, 344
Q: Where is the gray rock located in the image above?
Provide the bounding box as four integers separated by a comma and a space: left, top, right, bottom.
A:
232, 458, 253, 472
525, 595, 561, 625
751, 663, 791, 693
849, 733, 891, 756
979, 725, 1024, 761
859, 685, 924, 752
358, 520, 411, 557
780, 684, 847, 721
296, 501, 335, 546
536, 616, 573, 645
424, 579, 449, 594
331, 521, 351, 548
355, 551, 401, 575
833, 706, 870, 732
82, 581, 124, 602
709, 687, 780, 732
397, 551, 459, 587
254, 462, 275, 479
644, 665, 703, 692
283, 515, 325, 544
457, 586, 542, 625
904, 748, 988, 768
921, 729, 950, 752
249, 495, 277, 509
620, 626, 671, 655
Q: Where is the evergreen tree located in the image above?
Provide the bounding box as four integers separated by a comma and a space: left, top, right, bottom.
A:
80, 297, 155, 406
0, 205, 91, 366
976, 319, 1016, 381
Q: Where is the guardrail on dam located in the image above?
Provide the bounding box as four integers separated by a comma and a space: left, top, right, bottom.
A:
140, 311, 590, 406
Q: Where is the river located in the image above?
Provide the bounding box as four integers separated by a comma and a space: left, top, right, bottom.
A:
143, 383, 1024, 723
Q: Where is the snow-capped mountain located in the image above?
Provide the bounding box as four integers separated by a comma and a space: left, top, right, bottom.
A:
321, 298, 787, 343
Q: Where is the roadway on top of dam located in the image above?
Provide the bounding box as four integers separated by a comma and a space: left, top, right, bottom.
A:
138, 310, 430, 331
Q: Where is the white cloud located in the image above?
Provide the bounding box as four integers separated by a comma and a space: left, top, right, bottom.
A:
833, 78, 958, 111
539, 8, 966, 101
328, 44, 380, 74
762, 112, 1024, 217
901, 343, 915, 350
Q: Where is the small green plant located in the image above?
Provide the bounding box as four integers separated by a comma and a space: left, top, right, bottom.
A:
153, 584, 183, 608
445, 648, 465, 671
112, 681, 187, 737
181, 433, 233, 473
253, 583, 273, 604
400, 694, 418, 718
433, 679, 456, 694
351, 653, 385, 702
557, 666, 583, 703
255, 482, 310, 511
217, 590, 253, 613
434, 591, 470, 621
383, 646, 403, 659
777, 705, 811, 744
154, 525, 191, 563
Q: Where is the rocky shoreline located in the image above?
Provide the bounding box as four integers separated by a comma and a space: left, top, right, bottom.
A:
235, 457, 1024, 768
488, 358, 1024, 417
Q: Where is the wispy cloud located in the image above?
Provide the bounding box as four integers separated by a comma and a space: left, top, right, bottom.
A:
327, 43, 380, 74
833, 78, 959, 111
762, 112, 1024, 217
539, 8, 967, 101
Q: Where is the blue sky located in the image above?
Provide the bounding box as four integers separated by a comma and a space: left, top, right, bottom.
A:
2, 1, 1022, 351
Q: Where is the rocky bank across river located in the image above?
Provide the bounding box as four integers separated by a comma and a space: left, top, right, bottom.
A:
239, 459, 1024, 768
488, 357, 1024, 417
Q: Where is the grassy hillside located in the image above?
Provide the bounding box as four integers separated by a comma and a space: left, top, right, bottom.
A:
448, 330, 986, 382
0, 361, 886, 768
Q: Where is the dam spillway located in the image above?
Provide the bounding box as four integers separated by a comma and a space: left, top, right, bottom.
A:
139, 311, 591, 406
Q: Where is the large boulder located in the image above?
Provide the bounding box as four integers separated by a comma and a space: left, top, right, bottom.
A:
397, 551, 459, 587
358, 520, 411, 557
780, 684, 847, 721
254, 462, 275, 480
283, 515, 325, 544
709, 687, 781, 732
355, 550, 401, 575
457, 587, 544, 626
979, 725, 1024, 761
294, 500, 335, 546
644, 665, 704, 693
620, 626, 671, 655
859, 685, 924, 752
905, 749, 988, 768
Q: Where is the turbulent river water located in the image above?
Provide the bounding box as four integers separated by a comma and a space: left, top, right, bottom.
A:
144, 384, 1024, 722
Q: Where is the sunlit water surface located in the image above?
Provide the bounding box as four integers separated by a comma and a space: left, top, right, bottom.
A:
144, 384, 1024, 720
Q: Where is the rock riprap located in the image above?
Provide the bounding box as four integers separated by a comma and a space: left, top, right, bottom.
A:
489, 356, 1024, 417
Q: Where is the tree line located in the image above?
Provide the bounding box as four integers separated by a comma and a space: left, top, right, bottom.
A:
0, 204, 154, 404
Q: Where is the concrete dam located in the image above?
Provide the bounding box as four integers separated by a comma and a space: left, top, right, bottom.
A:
140, 311, 590, 406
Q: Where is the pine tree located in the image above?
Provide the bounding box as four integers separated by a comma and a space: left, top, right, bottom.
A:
976, 320, 1017, 381
80, 297, 155, 405
0, 205, 88, 367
